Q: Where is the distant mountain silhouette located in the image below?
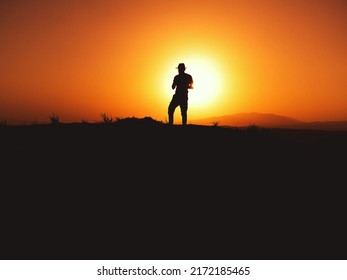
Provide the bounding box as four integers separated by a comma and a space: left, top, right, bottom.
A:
192, 112, 347, 131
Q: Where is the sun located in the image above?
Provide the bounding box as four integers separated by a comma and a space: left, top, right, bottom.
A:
163, 56, 224, 109
183, 58, 223, 108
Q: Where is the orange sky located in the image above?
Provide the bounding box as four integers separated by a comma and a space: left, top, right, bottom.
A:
1, 0, 347, 124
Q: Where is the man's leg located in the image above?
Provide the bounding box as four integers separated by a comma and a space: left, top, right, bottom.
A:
168, 97, 178, 125
180, 100, 188, 125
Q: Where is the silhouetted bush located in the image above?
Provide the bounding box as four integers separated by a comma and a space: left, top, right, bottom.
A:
49, 114, 61, 124
100, 113, 113, 124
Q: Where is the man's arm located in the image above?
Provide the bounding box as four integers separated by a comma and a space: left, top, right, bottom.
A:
172, 76, 176, 90
188, 76, 194, 89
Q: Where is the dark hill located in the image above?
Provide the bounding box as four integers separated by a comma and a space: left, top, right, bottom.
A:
1, 117, 346, 260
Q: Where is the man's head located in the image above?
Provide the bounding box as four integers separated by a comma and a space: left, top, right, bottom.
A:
176, 63, 186, 74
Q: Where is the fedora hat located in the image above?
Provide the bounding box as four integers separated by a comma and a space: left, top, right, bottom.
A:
176, 63, 186, 70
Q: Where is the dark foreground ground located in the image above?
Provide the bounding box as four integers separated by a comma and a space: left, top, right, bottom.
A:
1, 117, 347, 260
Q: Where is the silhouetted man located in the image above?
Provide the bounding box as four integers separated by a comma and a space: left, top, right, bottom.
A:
168, 63, 194, 125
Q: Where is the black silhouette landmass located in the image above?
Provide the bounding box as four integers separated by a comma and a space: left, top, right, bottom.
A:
1, 116, 346, 260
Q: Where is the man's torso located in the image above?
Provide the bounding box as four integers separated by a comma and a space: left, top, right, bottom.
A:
174, 73, 193, 95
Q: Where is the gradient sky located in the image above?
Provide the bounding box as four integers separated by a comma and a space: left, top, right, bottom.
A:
1, 0, 346, 124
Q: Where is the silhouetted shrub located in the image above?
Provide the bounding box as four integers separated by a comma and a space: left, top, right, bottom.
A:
101, 113, 113, 123
49, 114, 61, 124
100, 113, 113, 124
